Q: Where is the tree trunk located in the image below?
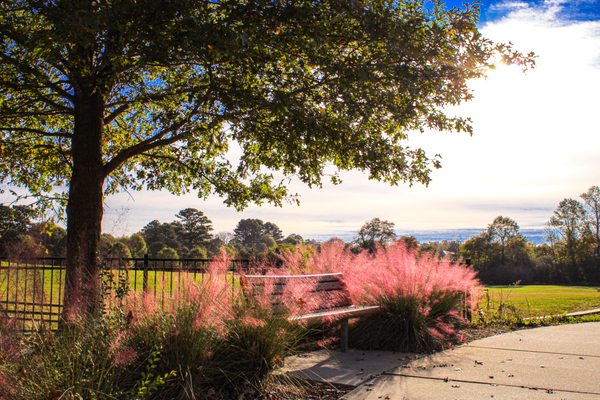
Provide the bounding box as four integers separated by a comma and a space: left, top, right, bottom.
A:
63, 88, 105, 320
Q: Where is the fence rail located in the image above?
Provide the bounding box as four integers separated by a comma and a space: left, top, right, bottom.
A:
0, 256, 254, 332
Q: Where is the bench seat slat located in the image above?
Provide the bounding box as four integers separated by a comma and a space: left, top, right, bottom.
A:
289, 305, 381, 322
268, 294, 353, 309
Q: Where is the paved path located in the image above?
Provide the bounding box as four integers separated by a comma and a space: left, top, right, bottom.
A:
282, 349, 420, 387
344, 322, 600, 399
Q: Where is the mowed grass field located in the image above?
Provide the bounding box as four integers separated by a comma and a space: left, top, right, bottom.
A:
483, 285, 600, 317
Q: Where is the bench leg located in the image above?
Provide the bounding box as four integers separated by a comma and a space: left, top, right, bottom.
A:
340, 318, 349, 352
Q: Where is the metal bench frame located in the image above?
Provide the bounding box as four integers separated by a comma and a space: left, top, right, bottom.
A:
241, 272, 380, 351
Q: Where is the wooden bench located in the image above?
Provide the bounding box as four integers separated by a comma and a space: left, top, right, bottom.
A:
241, 272, 380, 351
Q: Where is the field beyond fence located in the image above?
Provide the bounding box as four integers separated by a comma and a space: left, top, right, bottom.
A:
0, 256, 254, 331
484, 285, 600, 317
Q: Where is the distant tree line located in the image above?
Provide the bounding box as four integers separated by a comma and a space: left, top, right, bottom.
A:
3, 185, 598, 284
0, 205, 66, 258
0, 206, 306, 263
353, 186, 600, 285
458, 186, 600, 284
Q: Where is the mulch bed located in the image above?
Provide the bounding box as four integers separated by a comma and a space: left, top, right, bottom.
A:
257, 378, 351, 400
459, 324, 518, 343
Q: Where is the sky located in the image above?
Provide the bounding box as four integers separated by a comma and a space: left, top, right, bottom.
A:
101, 0, 600, 239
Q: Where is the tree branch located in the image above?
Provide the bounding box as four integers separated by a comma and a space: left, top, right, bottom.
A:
103, 104, 129, 125
0, 127, 72, 138
102, 101, 207, 177
139, 151, 223, 188
0, 52, 74, 102
103, 129, 192, 178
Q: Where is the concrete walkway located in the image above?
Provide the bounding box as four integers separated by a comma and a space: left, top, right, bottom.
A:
283, 322, 600, 399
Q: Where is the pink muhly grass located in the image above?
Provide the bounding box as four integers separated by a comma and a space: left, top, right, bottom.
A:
125, 249, 237, 333
277, 244, 314, 273
274, 241, 479, 351
124, 291, 158, 327
315, 336, 338, 349
0, 371, 15, 399
240, 316, 266, 328
300, 241, 480, 309
0, 318, 20, 362
109, 330, 131, 356
306, 240, 354, 275
187, 250, 236, 330
274, 241, 480, 308
113, 347, 138, 367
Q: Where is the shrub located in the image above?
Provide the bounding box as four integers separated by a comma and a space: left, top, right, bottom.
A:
349, 290, 466, 352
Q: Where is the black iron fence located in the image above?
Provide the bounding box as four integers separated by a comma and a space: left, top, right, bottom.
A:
0, 256, 255, 332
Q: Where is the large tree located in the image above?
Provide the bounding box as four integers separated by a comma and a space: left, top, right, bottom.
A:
487, 215, 521, 266
175, 208, 213, 250
460, 216, 533, 284
0, 205, 34, 257
141, 219, 183, 256
0, 0, 531, 316
232, 218, 279, 254
355, 217, 397, 252
581, 186, 600, 257
548, 198, 589, 279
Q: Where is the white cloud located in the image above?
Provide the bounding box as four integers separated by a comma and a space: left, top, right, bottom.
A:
490, 2, 530, 12
102, 2, 600, 237
490, 0, 569, 23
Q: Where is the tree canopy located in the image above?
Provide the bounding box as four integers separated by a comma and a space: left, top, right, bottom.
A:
0, 0, 533, 316
460, 216, 531, 284
0, 0, 532, 208
0, 205, 34, 256
355, 217, 397, 252
581, 186, 600, 257
232, 218, 281, 255
176, 208, 213, 250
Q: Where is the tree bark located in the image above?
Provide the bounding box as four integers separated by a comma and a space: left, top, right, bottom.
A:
63, 88, 105, 320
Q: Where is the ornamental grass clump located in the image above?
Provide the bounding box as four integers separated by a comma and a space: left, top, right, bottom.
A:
0, 264, 172, 400
124, 261, 233, 399
0, 251, 303, 400
277, 241, 480, 353
123, 251, 301, 399
0, 308, 168, 400
207, 306, 303, 398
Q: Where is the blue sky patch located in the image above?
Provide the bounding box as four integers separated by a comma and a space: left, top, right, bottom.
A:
441, 0, 600, 24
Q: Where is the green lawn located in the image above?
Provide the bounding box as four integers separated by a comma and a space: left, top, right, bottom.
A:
483, 285, 600, 317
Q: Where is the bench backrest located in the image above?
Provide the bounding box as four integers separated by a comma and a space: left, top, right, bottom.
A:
241, 272, 352, 314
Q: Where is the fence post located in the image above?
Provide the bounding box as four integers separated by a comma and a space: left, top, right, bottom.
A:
464, 290, 472, 322
143, 254, 149, 293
